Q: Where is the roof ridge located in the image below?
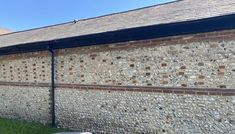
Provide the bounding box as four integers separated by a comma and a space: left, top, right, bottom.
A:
0, 0, 181, 37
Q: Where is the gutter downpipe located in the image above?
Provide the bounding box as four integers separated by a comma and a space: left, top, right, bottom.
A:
48, 44, 56, 127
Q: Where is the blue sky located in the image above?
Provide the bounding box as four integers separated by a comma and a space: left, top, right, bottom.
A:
0, 0, 173, 31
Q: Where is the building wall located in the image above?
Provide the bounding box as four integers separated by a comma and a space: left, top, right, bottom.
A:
0, 85, 51, 124
0, 51, 51, 83
0, 29, 235, 133
0, 52, 51, 124
56, 88, 235, 134
55, 35, 235, 88
54, 30, 235, 133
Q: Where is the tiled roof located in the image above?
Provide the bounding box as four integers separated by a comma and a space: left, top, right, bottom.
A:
1, 0, 235, 48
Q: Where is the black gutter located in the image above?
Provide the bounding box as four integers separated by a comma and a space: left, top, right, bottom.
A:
48, 45, 56, 127
1, 13, 235, 56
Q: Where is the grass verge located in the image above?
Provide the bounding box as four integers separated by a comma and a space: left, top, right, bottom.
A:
0, 118, 66, 134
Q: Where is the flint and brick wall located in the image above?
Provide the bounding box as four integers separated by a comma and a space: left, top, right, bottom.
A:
55, 33, 235, 88
56, 89, 235, 133
0, 29, 235, 133
0, 85, 51, 124
0, 52, 51, 124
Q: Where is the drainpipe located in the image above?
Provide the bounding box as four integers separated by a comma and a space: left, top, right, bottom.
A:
48, 44, 56, 127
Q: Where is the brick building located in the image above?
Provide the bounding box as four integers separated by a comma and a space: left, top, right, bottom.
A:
0, 0, 235, 133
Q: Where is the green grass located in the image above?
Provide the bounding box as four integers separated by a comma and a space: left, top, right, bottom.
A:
0, 118, 66, 134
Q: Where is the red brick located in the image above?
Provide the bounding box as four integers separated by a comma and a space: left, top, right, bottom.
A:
162, 63, 167, 67
210, 44, 218, 48
162, 81, 168, 84
185, 90, 195, 95
209, 92, 222, 96
173, 90, 185, 94
221, 92, 235, 96
219, 65, 226, 69
90, 54, 97, 57
163, 89, 173, 93
196, 92, 209, 95
178, 72, 184, 75
163, 74, 168, 78
198, 75, 205, 79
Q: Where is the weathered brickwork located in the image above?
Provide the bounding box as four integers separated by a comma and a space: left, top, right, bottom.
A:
0, 29, 234, 133
56, 34, 235, 89
0, 30, 234, 89
0, 52, 51, 124
0, 85, 51, 124
0, 51, 51, 83
56, 88, 235, 133
55, 84, 235, 96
